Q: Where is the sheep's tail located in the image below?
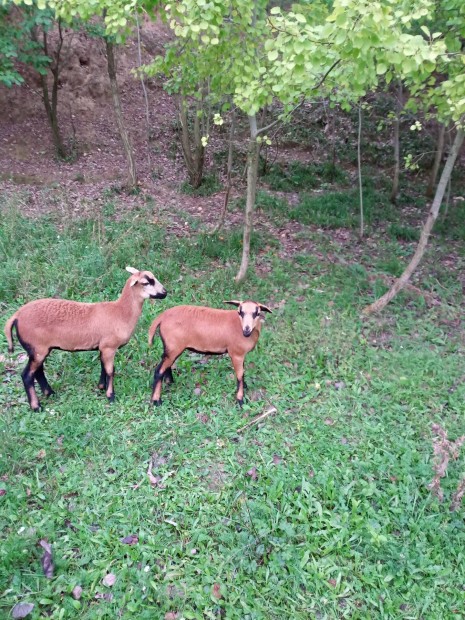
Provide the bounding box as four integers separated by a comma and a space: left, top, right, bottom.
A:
4, 312, 18, 353
148, 315, 163, 345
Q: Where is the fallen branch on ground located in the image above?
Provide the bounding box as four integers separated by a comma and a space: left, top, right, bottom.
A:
237, 406, 277, 433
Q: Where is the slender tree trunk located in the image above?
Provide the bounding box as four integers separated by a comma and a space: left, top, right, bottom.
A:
357, 105, 364, 239
179, 96, 205, 188
105, 39, 137, 189
363, 128, 464, 315
390, 81, 402, 204
211, 110, 236, 234
32, 26, 67, 158
135, 13, 151, 170
426, 123, 446, 198
236, 114, 259, 283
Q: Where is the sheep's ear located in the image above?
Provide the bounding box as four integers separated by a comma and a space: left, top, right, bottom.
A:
130, 278, 139, 287
126, 266, 139, 275
224, 300, 241, 308
259, 303, 272, 314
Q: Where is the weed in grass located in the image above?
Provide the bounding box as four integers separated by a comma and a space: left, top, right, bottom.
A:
1, 198, 465, 619
262, 160, 348, 192
388, 222, 420, 241
180, 174, 222, 197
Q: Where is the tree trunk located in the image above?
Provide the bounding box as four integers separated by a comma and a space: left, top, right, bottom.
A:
357, 105, 364, 239
105, 39, 137, 189
426, 123, 446, 198
179, 96, 205, 189
32, 26, 67, 159
210, 109, 236, 234
390, 81, 402, 204
135, 13, 151, 170
235, 114, 259, 283
363, 128, 464, 315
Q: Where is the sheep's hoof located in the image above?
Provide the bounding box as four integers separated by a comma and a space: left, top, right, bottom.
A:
237, 398, 244, 408
107, 394, 115, 403
98, 383, 106, 390
45, 389, 55, 397
32, 404, 42, 412
152, 399, 162, 407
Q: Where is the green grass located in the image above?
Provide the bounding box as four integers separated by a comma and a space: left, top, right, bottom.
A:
289, 184, 396, 229
262, 161, 348, 192
1, 199, 465, 619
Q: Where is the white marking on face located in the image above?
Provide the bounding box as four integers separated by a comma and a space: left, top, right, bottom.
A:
239, 302, 261, 337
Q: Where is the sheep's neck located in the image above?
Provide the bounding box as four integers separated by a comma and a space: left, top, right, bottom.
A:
115, 282, 145, 323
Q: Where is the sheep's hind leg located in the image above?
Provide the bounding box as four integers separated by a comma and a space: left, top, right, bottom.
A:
100, 348, 116, 403
152, 355, 176, 406
21, 353, 47, 411
164, 367, 174, 384
35, 363, 55, 397
98, 358, 107, 390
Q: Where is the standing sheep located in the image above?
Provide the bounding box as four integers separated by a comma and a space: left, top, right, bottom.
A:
148, 300, 272, 406
4, 267, 167, 411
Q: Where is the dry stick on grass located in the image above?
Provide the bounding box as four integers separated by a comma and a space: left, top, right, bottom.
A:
427, 423, 465, 502
237, 407, 277, 433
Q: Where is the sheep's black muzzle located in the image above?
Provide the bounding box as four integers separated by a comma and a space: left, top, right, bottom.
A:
243, 328, 252, 337
151, 290, 167, 300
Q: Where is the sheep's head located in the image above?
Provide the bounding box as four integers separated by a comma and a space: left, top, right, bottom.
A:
126, 266, 167, 300
224, 300, 272, 337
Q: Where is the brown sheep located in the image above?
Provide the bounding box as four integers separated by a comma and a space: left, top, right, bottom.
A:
4, 267, 167, 411
148, 300, 272, 406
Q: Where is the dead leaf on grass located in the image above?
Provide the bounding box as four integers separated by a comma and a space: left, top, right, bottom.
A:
246, 467, 258, 481
72, 585, 83, 600
272, 454, 283, 464
95, 592, 113, 601
39, 539, 54, 579
0, 489, 6, 496
11, 602, 35, 619
102, 573, 116, 587
212, 583, 223, 599
37, 449, 46, 459
164, 613, 179, 620
324, 418, 335, 426
120, 534, 138, 545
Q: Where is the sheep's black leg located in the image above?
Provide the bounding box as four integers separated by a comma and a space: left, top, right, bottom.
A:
164, 367, 174, 384
35, 364, 54, 397
98, 359, 107, 390
100, 347, 116, 403
151, 358, 166, 406
230, 355, 245, 407
21, 357, 42, 411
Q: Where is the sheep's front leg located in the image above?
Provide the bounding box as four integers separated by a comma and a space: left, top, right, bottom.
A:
100, 348, 116, 402
230, 354, 245, 407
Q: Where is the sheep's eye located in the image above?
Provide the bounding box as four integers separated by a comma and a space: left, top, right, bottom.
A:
254, 310, 260, 318
239, 310, 244, 318
141, 281, 149, 286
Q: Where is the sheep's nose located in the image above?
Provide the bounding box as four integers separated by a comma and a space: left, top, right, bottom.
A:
243, 327, 252, 337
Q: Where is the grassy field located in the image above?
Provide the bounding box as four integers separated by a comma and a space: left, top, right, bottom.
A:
1, 186, 465, 620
